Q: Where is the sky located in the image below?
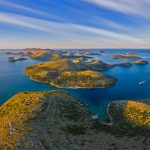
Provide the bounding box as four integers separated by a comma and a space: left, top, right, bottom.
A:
0, 0, 150, 49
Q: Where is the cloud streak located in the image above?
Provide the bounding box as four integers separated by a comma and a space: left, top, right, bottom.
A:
83, 0, 150, 19
0, 0, 61, 20
0, 12, 146, 45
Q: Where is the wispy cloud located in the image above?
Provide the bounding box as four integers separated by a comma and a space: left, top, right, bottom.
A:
83, 0, 150, 19
91, 16, 129, 32
0, 0, 61, 20
0, 12, 146, 45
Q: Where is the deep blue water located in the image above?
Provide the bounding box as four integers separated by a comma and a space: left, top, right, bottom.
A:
0, 49, 150, 119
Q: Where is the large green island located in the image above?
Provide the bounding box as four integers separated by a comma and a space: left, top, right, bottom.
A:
0, 90, 150, 149
24, 59, 117, 88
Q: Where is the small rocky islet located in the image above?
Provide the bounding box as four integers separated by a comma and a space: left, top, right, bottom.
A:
133, 59, 149, 65
8, 57, 28, 62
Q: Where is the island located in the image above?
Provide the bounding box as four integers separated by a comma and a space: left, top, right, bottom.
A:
6, 49, 51, 60
24, 59, 117, 88
86, 60, 113, 71
112, 54, 141, 59
6, 51, 33, 57
25, 49, 52, 60
0, 91, 149, 149
133, 59, 149, 65
114, 62, 133, 67
8, 57, 28, 62
24, 49, 91, 61
87, 60, 133, 69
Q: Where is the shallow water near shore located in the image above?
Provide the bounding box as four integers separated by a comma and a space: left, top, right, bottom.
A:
1, 49, 150, 119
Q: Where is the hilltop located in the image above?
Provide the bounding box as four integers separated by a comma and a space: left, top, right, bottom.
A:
0, 91, 150, 149
86, 60, 113, 71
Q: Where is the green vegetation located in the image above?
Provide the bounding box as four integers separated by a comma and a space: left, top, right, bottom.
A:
108, 100, 150, 128
124, 101, 150, 127
24, 59, 117, 88
52, 70, 117, 88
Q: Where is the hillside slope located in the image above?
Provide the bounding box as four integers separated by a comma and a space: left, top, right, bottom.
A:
1, 91, 150, 150
108, 100, 150, 128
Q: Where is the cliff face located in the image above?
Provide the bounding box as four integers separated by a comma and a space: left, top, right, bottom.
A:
0, 91, 150, 150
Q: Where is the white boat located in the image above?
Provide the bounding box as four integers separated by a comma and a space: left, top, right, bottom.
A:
139, 81, 146, 85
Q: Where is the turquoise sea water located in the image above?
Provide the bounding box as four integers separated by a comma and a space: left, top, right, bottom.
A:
1, 49, 150, 119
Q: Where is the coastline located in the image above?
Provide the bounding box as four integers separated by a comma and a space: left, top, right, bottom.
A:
24, 73, 117, 122
26, 74, 117, 89
106, 103, 113, 126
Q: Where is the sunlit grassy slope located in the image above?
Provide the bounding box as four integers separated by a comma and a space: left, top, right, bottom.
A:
109, 100, 150, 128
124, 101, 150, 127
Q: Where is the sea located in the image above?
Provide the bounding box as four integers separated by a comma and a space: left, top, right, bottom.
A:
1, 49, 150, 119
